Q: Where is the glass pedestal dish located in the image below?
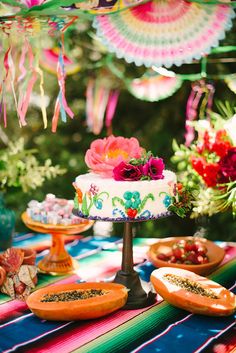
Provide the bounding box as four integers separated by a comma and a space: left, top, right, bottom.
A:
73, 210, 171, 309
22, 212, 94, 275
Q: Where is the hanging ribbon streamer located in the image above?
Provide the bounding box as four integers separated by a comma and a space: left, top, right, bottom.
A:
0, 15, 75, 131
86, 78, 119, 135
52, 35, 74, 132
185, 80, 215, 146
17, 39, 38, 126
35, 54, 48, 129
105, 90, 119, 136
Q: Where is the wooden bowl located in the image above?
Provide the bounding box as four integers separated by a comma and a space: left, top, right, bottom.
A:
147, 236, 225, 275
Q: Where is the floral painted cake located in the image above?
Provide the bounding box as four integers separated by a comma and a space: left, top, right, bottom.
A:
73, 136, 177, 221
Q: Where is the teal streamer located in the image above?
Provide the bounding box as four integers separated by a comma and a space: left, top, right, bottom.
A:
59, 91, 67, 122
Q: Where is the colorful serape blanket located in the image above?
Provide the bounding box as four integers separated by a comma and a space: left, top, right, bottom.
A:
0, 233, 235, 353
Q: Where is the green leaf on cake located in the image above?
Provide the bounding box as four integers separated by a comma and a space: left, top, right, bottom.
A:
138, 194, 155, 212
81, 194, 89, 216
74, 194, 80, 210
112, 196, 125, 207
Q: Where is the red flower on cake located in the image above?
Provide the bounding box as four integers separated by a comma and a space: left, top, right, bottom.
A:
85, 136, 143, 177
113, 161, 143, 181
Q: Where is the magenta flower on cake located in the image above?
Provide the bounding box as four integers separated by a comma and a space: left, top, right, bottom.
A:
113, 161, 143, 181
85, 136, 143, 177
21, 0, 45, 7
142, 157, 165, 180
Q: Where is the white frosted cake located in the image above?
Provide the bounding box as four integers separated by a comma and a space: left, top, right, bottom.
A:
73, 136, 177, 221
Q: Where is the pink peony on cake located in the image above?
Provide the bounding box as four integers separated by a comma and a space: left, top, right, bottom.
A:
73, 136, 177, 221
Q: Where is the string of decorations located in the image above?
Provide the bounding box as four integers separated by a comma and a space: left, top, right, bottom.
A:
0, 0, 235, 133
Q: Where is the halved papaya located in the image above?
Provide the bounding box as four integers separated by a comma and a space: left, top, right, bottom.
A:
151, 267, 236, 316
26, 282, 128, 321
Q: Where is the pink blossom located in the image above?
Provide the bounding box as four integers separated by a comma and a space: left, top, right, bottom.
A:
142, 157, 165, 180
85, 136, 143, 177
22, 0, 45, 8
113, 161, 143, 181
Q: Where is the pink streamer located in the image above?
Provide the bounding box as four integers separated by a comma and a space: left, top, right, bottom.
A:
17, 40, 37, 126
18, 43, 27, 83
52, 99, 60, 133
185, 82, 204, 147
105, 90, 119, 135
185, 80, 215, 146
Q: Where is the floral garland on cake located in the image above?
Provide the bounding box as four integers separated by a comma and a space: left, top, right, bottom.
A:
84, 135, 165, 180
172, 111, 236, 218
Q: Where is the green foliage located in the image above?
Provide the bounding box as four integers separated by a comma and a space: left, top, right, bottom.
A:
0, 138, 66, 193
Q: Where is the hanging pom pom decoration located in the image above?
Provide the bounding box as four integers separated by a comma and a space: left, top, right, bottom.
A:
86, 78, 119, 135
185, 80, 215, 147
128, 68, 182, 102
93, 0, 235, 68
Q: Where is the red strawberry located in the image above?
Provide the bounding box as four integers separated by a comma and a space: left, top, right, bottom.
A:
157, 253, 170, 261
185, 251, 199, 264
196, 244, 207, 256
184, 240, 196, 252
126, 208, 138, 219
172, 247, 185, 260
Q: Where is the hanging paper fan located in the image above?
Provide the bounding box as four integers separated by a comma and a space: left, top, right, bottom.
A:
225, 74, 236, 93
93, 0, 235, 68
40, 48, 80, 75
128, 68, 182, 102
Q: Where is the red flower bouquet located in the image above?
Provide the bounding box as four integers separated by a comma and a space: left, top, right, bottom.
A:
172, 114, 236, 218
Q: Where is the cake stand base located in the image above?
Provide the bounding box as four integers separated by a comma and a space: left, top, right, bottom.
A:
22, 212, 94, 276
37, 232, 79, 275
113, 222, 156, 309
114, 270, 156, 309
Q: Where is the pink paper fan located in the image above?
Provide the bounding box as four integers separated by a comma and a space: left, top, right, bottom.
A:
40, 48, 80, 75
93, 0, 235, 68
128, 69, 182, 101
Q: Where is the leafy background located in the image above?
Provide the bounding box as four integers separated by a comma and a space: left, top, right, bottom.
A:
0, 16, 236, 242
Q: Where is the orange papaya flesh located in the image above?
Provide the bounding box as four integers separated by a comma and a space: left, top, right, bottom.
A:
26, 282, 128, 321
151, 267, 236, 316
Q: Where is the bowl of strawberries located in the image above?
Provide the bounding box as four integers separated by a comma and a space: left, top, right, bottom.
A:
147, 236, 225, 275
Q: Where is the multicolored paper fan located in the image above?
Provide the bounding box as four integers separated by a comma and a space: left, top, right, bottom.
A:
128, 69, 182, 102
40, 48, 80, 75
93, 0, 235, 68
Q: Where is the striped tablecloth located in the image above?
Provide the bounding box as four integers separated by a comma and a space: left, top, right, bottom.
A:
0, 233, 235, 353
